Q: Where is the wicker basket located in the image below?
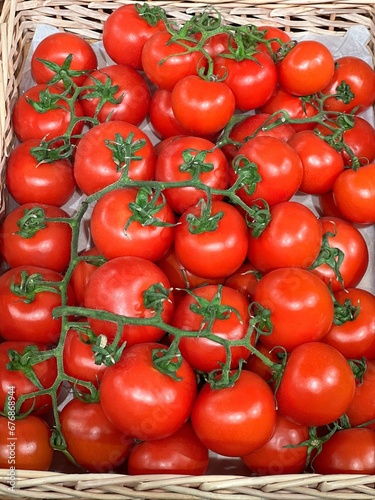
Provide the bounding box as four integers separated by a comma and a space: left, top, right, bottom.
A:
1, 0, 375, 498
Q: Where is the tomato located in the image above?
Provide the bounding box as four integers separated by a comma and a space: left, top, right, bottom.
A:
149, 88, 191, 139
222, 113, 295, 161
247, 201, 322, 273
332, 163, 375, 225
90, 187, 175, 262
73, 120, 156, 195
257, 25, 291, 55
0, 415, 53, 471
230, 135, 303, 207
171, 75, 236, 136
224, 262, 260, 301
191, 370, 276, 457
174, 200, 248, 279
260, 87, 319, 132
317, 191, 346, 219
0, 341, 57, 415
345, 359, 375, 429
276, 342, 356, 426
5, 139, 76, 207
288, 130, 345, 194
245, 341, 284, 383
172, 284, 252, 372
60, 397, 134, 472
70, 247, 105, 307
142, 31, 205, 91
103, 3, 166, 70
154, 135, 229, 214
313, 428, 375, 474
11, 83, 85, 143
31, 32, 98, 86
322, 56, 375, 114
322, 288, 375, 360
127, 421, 209, 475
63, 327, 108, 391
252, 268, 334, 351
278, 40, 335, 96
213, 50, 278, 111
0, 203, 72, 273
311, 216, 369, 291
241, 413, 309, 475
83, 256, 174, 346
99, 342, 197, 441
80, 64, 151, 126
202, 32, 231, 58
0, 265, 75, 345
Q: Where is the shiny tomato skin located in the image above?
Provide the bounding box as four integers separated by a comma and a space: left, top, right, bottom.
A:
174, 200, 248, 279
5, 139, 76, 207
191, 370, 276, 457
247, 201, 322, 273
99, 342, 197, 441
278, 40, 335, 96
0, 203, 72, 273
0, 265, 76, 345
224, 262, 260, 301
60, 398, 134, 472
172, 284, 252, 372
0, 415, 53, 470
80, 64, 151, 126
127, 421, 209, 475
241, 413, 309, 475
73, 121, 156, 195
311, 216, 369, 292
276, 342, 356, 427
31, 32, 98, 86
83, 256, 174, 346
345, 359, 375, 429
231, 135, 303, 208
70, 247, 104, 307
149, 88, 191, 139
322, 288, 375, 360
103, 4, 166, 70
257, 25, 291, 54
313, 428, 375, 474
253, 268, 334, 352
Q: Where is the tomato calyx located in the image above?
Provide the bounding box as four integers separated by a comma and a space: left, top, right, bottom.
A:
333, 80, 355, 105
79, 73, 123, 113
10, 270, 61, 303
275, 39, 298, 61
152, 346, 184, 381
104, 132, 147, 174
30, 139, 73, 163
232, 155, 262, 195
186, 198, 224, 234
348, 357, 367, 384
126, 187, 176, 231
135, 2, 167, 26
308, 229, 345, 287
15, 206, 71, 238
179, 148, 215, 177
143, 282, 172, 314
245, 201, 271, 238
37, 54, 90, 90
333, 295, 360, 326
26, 87, 66, 113
6, 345, 52, 391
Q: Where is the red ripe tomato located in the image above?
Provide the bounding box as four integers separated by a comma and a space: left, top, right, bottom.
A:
63, 327, 108, 391
288, 130, 345, 194
260, 87, 319, 132
5, 139, 76, 207
257, 25, 291, 55
191, 370, 276, 457
241, 413, 309, 475
127, 421, 209, 475
80, 64, 151, 126
31, 32, 98, 86
174, 200, 248, 279
317, 190, 346, 219
149, 88, 191, 139
154, 135, 229, 214
0, 415, 53, 470
202, 32, 231, 58
102, 3, 166, 70
322, 288, 375, 360
278, 40, 335, 96
0, 203, 72, 273
99, 342, 197, 441
311, 216, 369, 291
345, 359, 375, 429
322, 56, 375, 114
171, 75, 236, 136
60, 397, 134, 472
90, 187, 175, 262
70, 247, 104, 306
0, 265, 76, 345
83, 256, 174, 346
142, 31, 205, 91
0, 341, 57, 415
224, 262, 260, 301
333, 163, 375, 224
12, 83, 84, 143
313, 428, 375, 474
73, 121, 156, 195
230, 135, 303, 207
213, 50, 278, 111
252, 268, 334, 352
172, 284, 252, 372
276, 342, 356, 427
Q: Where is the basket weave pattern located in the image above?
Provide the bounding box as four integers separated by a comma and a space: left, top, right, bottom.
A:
1, 0, 375, 498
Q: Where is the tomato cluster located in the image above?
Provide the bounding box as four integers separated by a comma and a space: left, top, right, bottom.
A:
1, 3, 375, 476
